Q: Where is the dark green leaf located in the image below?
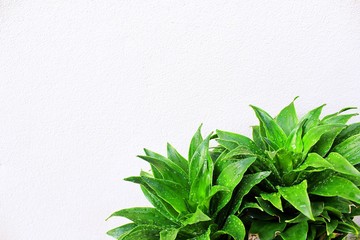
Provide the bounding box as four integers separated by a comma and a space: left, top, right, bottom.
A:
213, 215, 245, 240
280, 222, 308, 240
278, 180, 314, 220
249, 220, 286, 240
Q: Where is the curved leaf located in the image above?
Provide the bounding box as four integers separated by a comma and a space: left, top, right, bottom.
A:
107, 223, 137, 239
260, 192, 283, 211
189, 124, 204, 161
167, 143, 189, 173
310, 175, 360, 204
333, 134, 360, 165
160, 228, 179, 240
280, 222, 308, 240
278, 180, 314, 220
251, 105, 287, 148
213, 215, 245, 240
275, 97, 299, 136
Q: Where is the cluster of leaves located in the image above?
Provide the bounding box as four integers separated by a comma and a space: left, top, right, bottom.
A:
107, 99, 360, 240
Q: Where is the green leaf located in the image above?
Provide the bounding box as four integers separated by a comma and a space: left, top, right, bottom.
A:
138, 154, 188, 188
285, 121, 304, 153
260, 192, 283, 211
107, 223, 137, 239
160, 228, 179, 240
294, 153, 334, 172
121, 225, 161, 240
106, 208, 177, 227
311, 125, 346, 157
326, 152, 360, 178
251, 105, 287, 148
213, 215, 245, 240
249, 220, 286, 240
334, 122, 360, 145
189, 136, 213, 206
280, 222, 308, 240
333, 134, 360, 165
167, 143, 189, 173
300, 104, 325, 134
325, 220, 338, 235
285, 202, 324, 223
230, 171, 271, 214
321, 106, 357, 124
277, 180, 314, 220
256, 197, 283, 217
213, 157, 256, 214
180, 208, 211, 226
275, 97, 299, 135
189, 124, 204, 161
302, 124, 345, 156
216, 130, 262, 154
188, 227, 211, 240
189, 133, 211, 185
252, 126, 266, 150
141, 177, 189, 213
141, 186, 179, 222
238, 202, 263, 214
310, 175, 360, 204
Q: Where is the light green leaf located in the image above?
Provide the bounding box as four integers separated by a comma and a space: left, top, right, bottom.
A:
141, 186, 179, 222
141, 177, 188, 213
251, 105, 287, 148
260, 192, 283, 211
334, 122, 360, 145
285, 121, 304, 153
107, 207, 177, 227
238, 202, 263, 214
189, 124, 203, 161
167, 143, 189, 173
213, 157, 256, 214
275, 97, 299, 136
326, 152, 360, 178
230, 171, 271, 215
121, 225, 161, 240
249, 220, 286, 240
213, 215, 245, 240
216, 129, 262, 154
310, 175, 360, 204
302, 124, 345, 156
160, 228, 178, 240
180, 208, 211, 226
189, 133, 211, 185
107, 223, 137, 239
300, 104, 325, 133
280, 222, 308, 240
311, 125, 346, 156
294, 153, 334, 172
278, 180, 314, 220
333, 134, 360, 165
138, 154, 188, 187
252, 125, 267, 150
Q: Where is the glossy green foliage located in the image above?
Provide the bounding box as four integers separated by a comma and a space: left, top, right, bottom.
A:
108, 99, 360, 239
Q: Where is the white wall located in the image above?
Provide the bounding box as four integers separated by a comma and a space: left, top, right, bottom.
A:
0, 1, 359, 239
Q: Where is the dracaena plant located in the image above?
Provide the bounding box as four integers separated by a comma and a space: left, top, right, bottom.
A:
107, 98, 360, 240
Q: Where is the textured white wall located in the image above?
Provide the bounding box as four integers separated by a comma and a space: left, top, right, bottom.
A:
0, 1, 359, 239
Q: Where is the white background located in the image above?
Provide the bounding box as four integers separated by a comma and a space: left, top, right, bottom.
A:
0, 1, 360, 239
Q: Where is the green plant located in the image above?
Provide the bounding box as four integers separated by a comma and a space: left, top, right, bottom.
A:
107, 98, 360, 240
